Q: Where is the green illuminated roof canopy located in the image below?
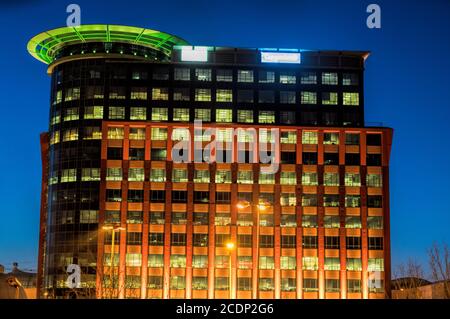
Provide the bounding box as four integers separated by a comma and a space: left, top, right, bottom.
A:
27, 24, 189, 64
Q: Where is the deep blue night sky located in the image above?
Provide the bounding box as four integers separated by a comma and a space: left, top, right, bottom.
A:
0, 0, 449, 275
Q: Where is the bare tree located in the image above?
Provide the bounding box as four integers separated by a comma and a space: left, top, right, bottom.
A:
392, 258, 425, 299
428, 242, 450, 299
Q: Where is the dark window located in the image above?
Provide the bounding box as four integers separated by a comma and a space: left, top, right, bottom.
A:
172, 212, 187, 224
150, 190, 165, 202
106, 189, 122, 202
303, 236, 318, 249
260, 235, 274, 248
367, 154, 382, 166
347, 279, 361, 293
301, 111, 318, 125
148, 276, 163, 289
368, 195, 383, 208
193, 212, 208, 225
237, 234, 252, 248
172, 191, 187, 203
127, 211, 143, 223
345, 153, 360, 165
346, 237, 361, 249
151, 148, 167, 161
326, 279, 340, 292
280, 111, 296, 124
193, 234, 208, 247
149, 233, 164, 246
281, 151, 296, 164
303, 152, 318, 165
171, 233, 187, 246
345, 134, 360, 145
325, 236, 340, 249
366, 134, 382, 146
323, 195, 340, 207
128, 189, 144, 202
368, 237, 384, 250
237, 192, 252, 203
324, 153, 339, 165
149, 212, 165, 224
281, 235, 296, 248
215, 234, 230, 247
107, 147, 122, 160
194, 191, 209, 203
216, 192, 231, 204
129, 148, 145, 161
237, 278, 252, 291
126, 232, 142, 245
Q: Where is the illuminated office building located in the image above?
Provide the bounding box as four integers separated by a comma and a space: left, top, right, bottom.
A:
29, 24, 393, 299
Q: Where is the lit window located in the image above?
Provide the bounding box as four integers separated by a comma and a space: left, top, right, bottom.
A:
281, 131, 297, 144
128, 168, 145, 181
150, 169, 166, 182
216, 109, 232, 123
63, 128, 78, 141
322, 92, 338, 105
170, 255, 186, 268
53, 90, 62, 105
195, 89, 211, 102
322, 72, 338, 85
347, 258, 362, 271
324, 258, 340, 271
280, 72, 296, 84
302, 257, 318, 270
280, 193, 296, 206
173, 108, 190, 121
259, 172, 275, 184
194, 170, 210, 183
237, 110, 253, 123
151, 128, 167, 140
194, 108, 211, 122
81, 168, 100, 181
324, 132, 339, 144
259, 70, 275, 83
324, 173, 339, 186
237, 129, 255, 143
126, 253, 142, 267
237, 171, 253, 184
259, 256, 275, 270
172, 128, 190, 141
64, 87, 80, 101
109, 106, 125, 119
216, 170, 231, 183
216, 128, 233, 142
280, 91, 296, 104
280, 171, 296, 185
302, 172, 318, 185
258, 111, 275, 124
345, 173, 361, 186
237, 70, 254, 82
151, 108, 168, 121
368, 258, 384, 271
106, 168, 122, 181
80, 210, 98, 224
50, 131, 60, 145
343, 92, 359, 106
367, 174, 382, 187
64, 107, 79, 121
345, 216, 362, 228
300, 72, 317, 84
129, 128, 146, 140
368, 216, 383, 229
302, 131, 318, 144
107, 127, 124, 139
84, 106, 103, 119
50, 111, 60, 125
216, 69, 233, 82
61, 169, 77, 183
195, 68, 212, 81
152, 88, 169, 100
301, 91, 317, 104
173, 169, 188, 182
130, 107, 146, 120
216, 89, 233, 102
345, 196, 361, 209
259, 129, 275, 143
173, 88, 190, 101
130, 87, 147, 100
174, 68, 190, 81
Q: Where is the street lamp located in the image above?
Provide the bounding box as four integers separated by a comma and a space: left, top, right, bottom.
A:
102, 225, 125, 298
236, 199, 271, 299
225, 241, 235, 299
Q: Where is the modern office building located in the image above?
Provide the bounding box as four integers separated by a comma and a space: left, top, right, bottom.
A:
28, 24, 393, 299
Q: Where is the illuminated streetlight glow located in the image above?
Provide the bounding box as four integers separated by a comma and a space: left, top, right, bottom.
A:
226, 241, 235, 250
